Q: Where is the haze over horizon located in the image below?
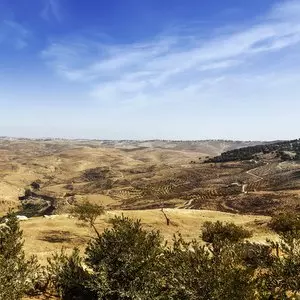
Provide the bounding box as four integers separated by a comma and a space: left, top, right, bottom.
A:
0, 135, 297, 143
1, 0, 300, 140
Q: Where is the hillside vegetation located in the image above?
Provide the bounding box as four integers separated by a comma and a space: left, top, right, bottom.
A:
206, 139, 300, 163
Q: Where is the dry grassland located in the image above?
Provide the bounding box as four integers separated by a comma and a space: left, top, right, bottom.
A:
21, 209, 276, 264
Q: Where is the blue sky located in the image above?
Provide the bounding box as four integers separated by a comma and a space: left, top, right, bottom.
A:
1, 0, 300, 140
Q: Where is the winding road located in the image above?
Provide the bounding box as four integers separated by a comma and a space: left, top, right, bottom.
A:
243, 162, 269, 193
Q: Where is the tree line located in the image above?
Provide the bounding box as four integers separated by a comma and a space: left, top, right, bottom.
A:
205, 139, 300, 163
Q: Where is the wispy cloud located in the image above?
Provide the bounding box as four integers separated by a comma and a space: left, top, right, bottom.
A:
0, 20, 30, 49
41, 0, 300, 106
41, 0, 62, 22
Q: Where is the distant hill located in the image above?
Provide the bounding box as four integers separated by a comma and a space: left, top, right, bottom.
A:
205, 139, 300, 163
0, 138, 265, 157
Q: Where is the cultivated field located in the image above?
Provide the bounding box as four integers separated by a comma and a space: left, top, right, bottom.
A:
0, 138, 299, 266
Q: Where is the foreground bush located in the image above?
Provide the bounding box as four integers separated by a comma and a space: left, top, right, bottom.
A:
258, 213, 300, 298
85, 216, 165, 298
4, 210, 300, 299
48, 218, 261, 299
47, 248, 96, 300
0, 213, 39, 300
48, 215, 166, 299
163, 235, 257, 300
48, 216, 300, 299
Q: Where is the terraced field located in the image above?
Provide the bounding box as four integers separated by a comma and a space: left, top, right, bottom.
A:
0, 138, 300, 217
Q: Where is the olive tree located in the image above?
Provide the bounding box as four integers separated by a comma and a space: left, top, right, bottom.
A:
71, 200, 105, 237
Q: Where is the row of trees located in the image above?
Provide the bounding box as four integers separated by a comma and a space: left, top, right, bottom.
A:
2, 205, 300, 299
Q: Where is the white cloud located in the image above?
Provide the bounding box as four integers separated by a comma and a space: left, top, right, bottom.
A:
270, 0, 300, 20
0, 20, 30, 49
41, 0, 62, 22
41, 0, 300, 107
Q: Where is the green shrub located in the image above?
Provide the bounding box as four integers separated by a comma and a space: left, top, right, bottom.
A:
0, 213, 39, 300
48, 215, 165, 299
254, 213, 300, 298
239, 242, 273, 268
257, 238, 300, 298
163, 235, 256, 300
85, 215, 165, 299
202, 221, 252, 254
47, 248, 96, 300
44, 216, 300, 299
269, 212, 300, 235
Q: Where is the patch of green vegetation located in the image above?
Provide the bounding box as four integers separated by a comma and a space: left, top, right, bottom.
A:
3, 205, 300, 299
206, 139, 300, 163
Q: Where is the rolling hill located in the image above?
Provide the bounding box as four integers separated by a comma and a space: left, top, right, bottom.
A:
0, 138, 299, 217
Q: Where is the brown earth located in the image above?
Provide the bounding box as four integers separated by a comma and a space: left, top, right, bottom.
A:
0, 139, 299, 216
0, 139, 299, 262
1, 138, 298, 300
21, 209, 276, 264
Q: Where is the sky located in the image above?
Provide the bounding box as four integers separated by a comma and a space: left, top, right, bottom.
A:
0, 0, 300, 140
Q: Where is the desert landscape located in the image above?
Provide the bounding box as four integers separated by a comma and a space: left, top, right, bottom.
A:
1, 137, 299, 262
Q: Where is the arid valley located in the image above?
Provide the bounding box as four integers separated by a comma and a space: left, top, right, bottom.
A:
1, 138, 299, 262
